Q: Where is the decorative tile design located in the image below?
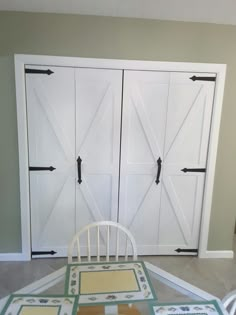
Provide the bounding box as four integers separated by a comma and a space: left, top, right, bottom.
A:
65, 261, 157, 305
150, 300, 224, 315
0, 295, 78, 315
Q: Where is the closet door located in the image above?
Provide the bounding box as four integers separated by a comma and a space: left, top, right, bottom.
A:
160, 72, 215, 254
119, 71, 170, 254
26, 66, 76, 257
75, 68, 122, 255
119, 70, 215, 255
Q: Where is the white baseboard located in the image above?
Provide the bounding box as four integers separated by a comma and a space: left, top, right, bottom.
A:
199, 250, 234, 259
0, 251, 234, 260
0, 253, 30, 261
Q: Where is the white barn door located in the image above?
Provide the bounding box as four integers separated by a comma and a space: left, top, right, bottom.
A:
75, 68, 122, 255
26, 66, 122, 257
119, 70, 215, 255
160, 72, 215, 254
119, 71, 170, 254
26, 66, 76, 257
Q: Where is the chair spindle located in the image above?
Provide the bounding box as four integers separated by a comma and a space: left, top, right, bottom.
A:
87, 229, 91, 262
77, 237, 81, 262
106, 225, 110, 261
97, 226, 100, 262
116, 229, 119, 261
125, 237, 128, 261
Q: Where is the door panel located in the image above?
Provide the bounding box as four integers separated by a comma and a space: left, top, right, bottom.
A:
26, 66, 76, 257
119, 71, 170, 253
160, 72, 215, 253
119, 70, 215, 255
75, 68, 122, 255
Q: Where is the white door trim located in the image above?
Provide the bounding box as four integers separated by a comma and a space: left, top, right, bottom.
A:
197, 66, 227, 258
13, 54, 226, 260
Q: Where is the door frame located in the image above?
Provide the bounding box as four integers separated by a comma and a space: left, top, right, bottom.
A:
14, 54, 226, 260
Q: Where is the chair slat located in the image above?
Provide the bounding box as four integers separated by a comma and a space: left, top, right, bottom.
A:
125, 237, 128, 261
77, 237, 81, 263
106, 225, 110, 262
116, 229, 119, 261
87, 229, 91, 262
97, 226, 100, 262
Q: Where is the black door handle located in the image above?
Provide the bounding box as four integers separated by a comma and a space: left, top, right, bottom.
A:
155, 157, 162, 185
77, 156, 82, 184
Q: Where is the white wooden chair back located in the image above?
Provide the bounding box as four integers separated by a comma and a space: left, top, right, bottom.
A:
223, 290, 236, 315
68, 221, 137, 263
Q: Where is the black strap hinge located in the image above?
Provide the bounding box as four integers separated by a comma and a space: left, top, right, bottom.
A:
190, 75, 216, 82
181, 168, 206, 173
175, 248, 198, 253
31, 251, 57, 256
29, 166, 56, 171
25, 68, 54, 75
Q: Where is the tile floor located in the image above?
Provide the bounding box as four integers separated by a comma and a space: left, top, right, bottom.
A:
0, 242, 236, 300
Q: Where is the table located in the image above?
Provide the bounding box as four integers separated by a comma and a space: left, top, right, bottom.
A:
0, 261, 228, 315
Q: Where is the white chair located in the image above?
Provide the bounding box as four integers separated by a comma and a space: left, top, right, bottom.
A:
68, 221, 137, 263
222, 290, 236, 315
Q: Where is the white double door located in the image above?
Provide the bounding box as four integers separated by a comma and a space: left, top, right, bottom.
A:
26, 66, 215, 257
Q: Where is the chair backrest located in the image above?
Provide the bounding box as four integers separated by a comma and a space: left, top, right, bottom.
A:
223, 290, 236, 315
68, 221, 137, 263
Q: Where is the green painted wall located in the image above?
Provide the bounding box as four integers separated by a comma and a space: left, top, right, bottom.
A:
0, 11, 235, 253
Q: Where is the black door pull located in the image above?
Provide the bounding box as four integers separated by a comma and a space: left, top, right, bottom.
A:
155, 157, 162, 185
77, 156, 82, 184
